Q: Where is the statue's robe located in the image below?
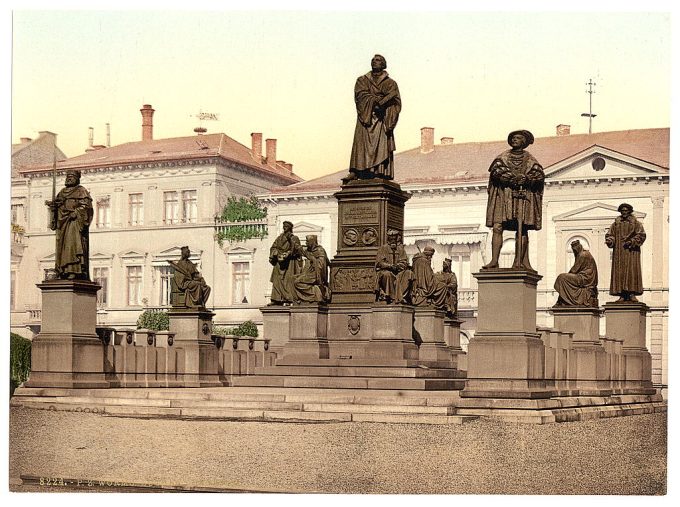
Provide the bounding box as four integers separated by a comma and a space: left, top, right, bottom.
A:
53, 185, 93, 279
485, 150, 544, 230
294, 245, 331, 303
173, 259, 211, 308
606, 216, 646, 296
269, 232, 303, 304
375, 243, 411, 303
433, 270, 458, 316
349, 71, 401, 178
554, 250, 599, 307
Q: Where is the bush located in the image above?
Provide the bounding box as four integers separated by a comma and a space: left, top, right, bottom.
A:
10, 332, 31, 394
218, 196, 267, 222
212, 320, 258, 338
136, 310, 169, 331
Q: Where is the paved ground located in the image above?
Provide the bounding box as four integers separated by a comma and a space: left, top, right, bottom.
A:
9, 406, 666, 495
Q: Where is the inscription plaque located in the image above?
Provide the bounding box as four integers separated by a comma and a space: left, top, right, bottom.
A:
342, 202, 379, 225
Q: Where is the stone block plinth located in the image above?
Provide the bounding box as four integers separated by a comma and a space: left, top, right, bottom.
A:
570, 341, 612, 396
551, 306, 601, 343
414, 307, 452, 363
604, 302, 654, 394
366, 304, 419, 361
474, 270, 542, 334
168, 308, 220, 387
260, 305, 291, 355
280, 304, 329, 361
26, 280, 108, 389
462, 270, 551, 399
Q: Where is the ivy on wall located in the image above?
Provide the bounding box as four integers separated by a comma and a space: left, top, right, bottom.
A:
215, 196, 268, 246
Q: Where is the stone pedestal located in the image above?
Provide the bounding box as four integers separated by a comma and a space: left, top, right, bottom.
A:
280, 304, 330, 361
604, 302, 654, 394
261, 305, 291, 355
444, 317, 465, 370
330, 179, 410, 304
26, 280, 108, 389
168, 308, 221, 387
414, 307, 452, 362
551, 306, 601, 342
462, 270, 552, 399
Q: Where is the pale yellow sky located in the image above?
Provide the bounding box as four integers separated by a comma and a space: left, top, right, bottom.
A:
9, 4, 673, 181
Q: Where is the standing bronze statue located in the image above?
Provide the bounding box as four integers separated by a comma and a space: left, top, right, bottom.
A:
482, 130, 544, 271
345, 54, 401, 182
169, 246, 211, 308
606, 203, 646, 302
375, 229, 412, 304
554, 240, 599, 307
44, 169, 93, 280
269, 221, 303, 305
293, 235, 331, 304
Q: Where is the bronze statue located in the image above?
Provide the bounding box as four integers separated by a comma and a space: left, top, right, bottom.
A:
375, 229, 412, 303
345, 54, 401, 182
44, 169, 93, 280
434, 258, 458, 317
482, 130, 544, 270
293, 235, 331, 304
269, 221, 303, 305
605, 203, 646, 302
168, 246, 211, 308
554, 240, 599, 307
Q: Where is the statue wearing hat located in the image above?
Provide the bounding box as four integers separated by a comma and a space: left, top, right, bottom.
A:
269, 220, 303, 305
483, 130, 544, 271
554, 240, 599, 307
44, 169, 93, 280
606, 203, 646, 302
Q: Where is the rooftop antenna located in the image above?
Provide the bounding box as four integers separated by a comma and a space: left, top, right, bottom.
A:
106, 123, 111, 147
190, 110, 219, 135
580, 78, 597, 134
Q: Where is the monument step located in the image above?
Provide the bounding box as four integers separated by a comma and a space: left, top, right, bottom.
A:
252, 365, 465, 379
230, 375, 465, 390
300, 402, 455, 415
275, 358, 458, 369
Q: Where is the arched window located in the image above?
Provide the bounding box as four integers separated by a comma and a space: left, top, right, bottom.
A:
566, 235, 590, 253
460, 331, 470, 353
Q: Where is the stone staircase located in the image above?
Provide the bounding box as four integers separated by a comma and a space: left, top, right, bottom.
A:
11, 386, 477, 425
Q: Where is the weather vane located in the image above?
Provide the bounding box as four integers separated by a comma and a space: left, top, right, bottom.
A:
580, 79, 597, 134
190, 110, 220, 134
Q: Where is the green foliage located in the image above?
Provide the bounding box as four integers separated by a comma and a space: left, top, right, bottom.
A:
212, 320, 259, 338
10, 332, 31, 392
219, 196, 267, 222
215, 196, 268, 246
136, 310, 169, 331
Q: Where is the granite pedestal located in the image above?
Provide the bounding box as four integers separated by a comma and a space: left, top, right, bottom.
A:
168, 308, 221, 387
461, 270, 552, 399
26, 280, 108, 389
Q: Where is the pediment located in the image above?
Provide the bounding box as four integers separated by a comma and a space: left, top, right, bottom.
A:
291, 221, 323, 234
225, 245, 256, 257
545, 146, 668, 180
152, 245, 201, 264
553, 202, 646, 222
90, 252, 114, 261
39, 253, 56, 262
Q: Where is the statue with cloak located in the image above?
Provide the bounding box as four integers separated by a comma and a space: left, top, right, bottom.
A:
554, 240, 599, 307
605, 203, 646, 302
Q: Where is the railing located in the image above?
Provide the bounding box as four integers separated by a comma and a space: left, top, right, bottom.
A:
11, 223, 25, 244
214, 219, 268, 242
26, 308, 41, 322
457, 289, 478, 308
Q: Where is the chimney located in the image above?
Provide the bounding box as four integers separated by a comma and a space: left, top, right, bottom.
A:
265, 138, 277, 167
277, 160, 293, 172
556, 124, 571, 136
20, 137, 31, 143
251, 133, 263, 163
285, 163, 293, 172
140, 104, 155, 141
440, 137, 454, 145
420, 127, 434, 153
85, 127, 95, 152
106, 123, 111, 147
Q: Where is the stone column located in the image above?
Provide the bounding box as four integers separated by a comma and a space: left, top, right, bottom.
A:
168, 308, 221, 387
604, 302, 655, 394
551, 306, 611, 396
461, 270, 552, 399
26, 280, 108, 389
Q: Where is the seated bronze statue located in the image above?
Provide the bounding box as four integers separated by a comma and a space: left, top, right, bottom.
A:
375, 229, 413, 304
169, 246, 211, 309
293, 235, 331, 304
554, 240, 598, 307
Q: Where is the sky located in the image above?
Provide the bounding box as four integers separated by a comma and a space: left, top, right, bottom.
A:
9, 4, 673, 181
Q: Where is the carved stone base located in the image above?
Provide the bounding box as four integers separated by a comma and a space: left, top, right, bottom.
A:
261, 305, 292, 355
279, 304, 330, 362
168, 308, 220, 387
25, 280, 108, 389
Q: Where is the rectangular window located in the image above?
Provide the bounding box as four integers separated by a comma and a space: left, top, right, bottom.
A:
10, 271, 16, 310
128, 193, 144, 226
96, 196, 111, 228
93, 267, 109, 307
182, 190, 197, 223
11, 204, 24, 225
232, 261, 250, 304
163, 191, 179, 224
157, 265, 173, 306
126, 266, 143, 306
451, 254, 471, 289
